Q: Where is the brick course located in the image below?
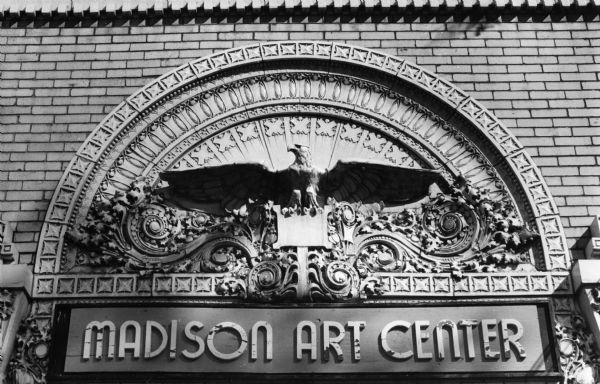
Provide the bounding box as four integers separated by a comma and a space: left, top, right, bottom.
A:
1, 17, 599, 262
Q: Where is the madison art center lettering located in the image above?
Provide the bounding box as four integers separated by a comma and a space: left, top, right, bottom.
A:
82, 318, 525, 362
64, 306, 550, 373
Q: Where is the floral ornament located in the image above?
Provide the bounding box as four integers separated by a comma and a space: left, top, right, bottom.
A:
308, 249, 359, 301
64, 175, 542, 301
444, 176, 539, 275
556, 314, 600, 384
588, 287, 600, 314
8, 316, 51, 384
215, 276, 246, 297
66, 178, 277, 275
359, 274, 388, 297
0, 289, 14, 321
327, 176, 539, 278
248, 249, 302, 301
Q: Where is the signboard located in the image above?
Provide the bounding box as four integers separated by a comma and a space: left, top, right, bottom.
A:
58, 305, 553, 375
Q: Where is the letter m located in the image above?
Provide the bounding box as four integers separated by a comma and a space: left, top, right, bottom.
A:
83, 321, 116, 360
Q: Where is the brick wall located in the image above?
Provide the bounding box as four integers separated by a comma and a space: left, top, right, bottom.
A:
1, 17, 599, 263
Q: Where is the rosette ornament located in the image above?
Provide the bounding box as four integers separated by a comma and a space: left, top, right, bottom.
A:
247, 251, 300, 301
355, 238, 407, 275
421, 199, 479, 261
126, 203, 182, 257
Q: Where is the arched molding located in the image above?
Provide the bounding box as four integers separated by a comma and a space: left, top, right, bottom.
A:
34, 41, 568, 283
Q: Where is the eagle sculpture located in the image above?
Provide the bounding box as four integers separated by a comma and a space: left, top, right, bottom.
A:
160, 144, 445, 214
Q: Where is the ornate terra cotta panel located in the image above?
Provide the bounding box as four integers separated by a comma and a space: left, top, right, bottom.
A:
14, 42, 597, 383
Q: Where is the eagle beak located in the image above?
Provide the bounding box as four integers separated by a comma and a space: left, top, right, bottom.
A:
287, 146, 298, 153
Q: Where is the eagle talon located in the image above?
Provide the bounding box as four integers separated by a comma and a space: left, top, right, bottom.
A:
282, 205, 304, 216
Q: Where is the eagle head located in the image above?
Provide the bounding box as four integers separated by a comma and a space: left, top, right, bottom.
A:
288, 144, 312, 167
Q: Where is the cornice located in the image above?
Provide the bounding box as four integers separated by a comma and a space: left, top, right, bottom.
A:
1, 0, 598, 19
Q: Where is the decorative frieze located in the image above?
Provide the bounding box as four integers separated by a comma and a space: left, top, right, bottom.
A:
32, 271, 571, 299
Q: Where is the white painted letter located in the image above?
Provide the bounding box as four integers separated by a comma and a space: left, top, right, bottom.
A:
182, 321, 204, 360
207, 322, 247, 361
434, 320, 461, 360
118, 320, 141, 359
144, 321, 168, 359
458, 320, 478, 360
83, 320, 116, 360
322, 321, 345, 362
169, 320, 178, 360
481, 319, 500, 359
347, 321, 366, 361
414, 320, 432, 360
500, 319, 526, 359
296, 320, 317, 361
380, 320, 413, 360
251, 321, 273, 361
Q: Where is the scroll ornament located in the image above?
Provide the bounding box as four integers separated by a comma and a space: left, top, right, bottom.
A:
66, 179, 275, 276
247, 248, 300, 300
332, 175, 540, 280
308, 249, 361, 301
66, 175, 540, 301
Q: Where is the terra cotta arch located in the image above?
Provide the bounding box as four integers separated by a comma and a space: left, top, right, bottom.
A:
34, 42, 569, 291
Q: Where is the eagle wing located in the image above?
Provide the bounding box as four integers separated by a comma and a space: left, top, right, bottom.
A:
160, 163, 290, 211
318, 160, 445, 205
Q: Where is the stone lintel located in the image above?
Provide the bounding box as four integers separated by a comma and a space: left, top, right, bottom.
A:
572, 260, 600, 292
584, 215, 600, 259
0, 264, 33, 296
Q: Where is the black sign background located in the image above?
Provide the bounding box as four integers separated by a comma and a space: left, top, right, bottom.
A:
48, 302, 559, 384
